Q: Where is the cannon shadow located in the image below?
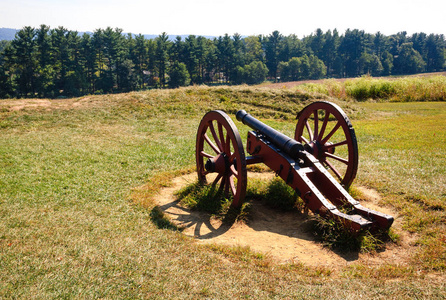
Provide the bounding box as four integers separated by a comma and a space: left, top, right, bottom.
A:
156, 199, 234, 239
153, 173, 361, 264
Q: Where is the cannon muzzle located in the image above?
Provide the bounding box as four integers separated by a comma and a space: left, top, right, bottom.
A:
236, 110, 304, 160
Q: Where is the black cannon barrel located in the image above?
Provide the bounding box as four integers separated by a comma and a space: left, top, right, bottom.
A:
236, 110, 304, 159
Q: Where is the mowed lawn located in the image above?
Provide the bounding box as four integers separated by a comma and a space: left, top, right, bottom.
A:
0, 87, 445, 298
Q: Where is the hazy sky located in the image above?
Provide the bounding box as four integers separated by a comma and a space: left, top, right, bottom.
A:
1, 0, 445, 37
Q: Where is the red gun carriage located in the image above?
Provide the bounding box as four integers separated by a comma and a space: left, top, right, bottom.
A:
196, 101, 393, 231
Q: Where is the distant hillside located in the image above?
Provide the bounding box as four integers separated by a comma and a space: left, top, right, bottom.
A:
0, 27, 215, 41
0, 28, 18, 40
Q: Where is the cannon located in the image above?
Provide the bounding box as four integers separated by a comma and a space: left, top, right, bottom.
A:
196, 101, 393, 231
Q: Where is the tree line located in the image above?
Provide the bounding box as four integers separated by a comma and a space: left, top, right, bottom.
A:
0, 25, 445, 98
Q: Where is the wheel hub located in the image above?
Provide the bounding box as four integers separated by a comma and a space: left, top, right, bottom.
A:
305, 141, 335, 160
205, 153, 229, 174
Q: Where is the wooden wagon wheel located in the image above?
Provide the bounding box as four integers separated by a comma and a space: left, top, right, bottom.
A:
196, 110, 247, 208
295, 101, 359, 188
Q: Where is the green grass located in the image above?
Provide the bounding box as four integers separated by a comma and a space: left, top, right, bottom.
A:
353, 101, 446, 270
1, 79, 446, 298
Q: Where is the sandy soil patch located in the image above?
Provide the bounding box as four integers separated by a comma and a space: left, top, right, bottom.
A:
155, 172, 412, 267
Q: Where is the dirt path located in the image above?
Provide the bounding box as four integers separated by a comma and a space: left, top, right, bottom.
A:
155, 172, 412, 267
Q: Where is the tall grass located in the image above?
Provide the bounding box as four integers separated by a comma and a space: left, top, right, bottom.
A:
296, 75, 446, 102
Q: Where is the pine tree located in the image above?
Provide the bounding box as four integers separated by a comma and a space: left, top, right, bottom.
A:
155, 32, 170, 87
11, 26, 37, 97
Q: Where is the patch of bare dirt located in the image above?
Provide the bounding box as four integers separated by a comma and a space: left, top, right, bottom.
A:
155, 172, 413, 267
3, 99, 53, 111
1, 96, 100, 112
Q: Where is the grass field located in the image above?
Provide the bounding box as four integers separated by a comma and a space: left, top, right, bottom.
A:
1, 77, 445, 298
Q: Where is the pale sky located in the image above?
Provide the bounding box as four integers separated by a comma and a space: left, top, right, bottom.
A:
1, 0, 445, 37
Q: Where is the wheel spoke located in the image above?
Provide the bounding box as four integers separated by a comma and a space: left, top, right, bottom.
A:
326, 140, 348, 149
321, 121, 341, 144
224, 175, 230, 198
200, 150, 214, 159
313, 110, 319, 140
225, 132, 231, 153
325, 152, 349, 164
204, 133, 220, 155
213, 173, 223, 186
218, 176, 226, 193
230, 164, 239, 177
229, 176, 236, 196
230, 150, 239, 161
218, 122, 226, 152
300, 135, 310, 144
324, 160, 343, 181
318, 112, 330, 142
197, 165, 207, 177
209, 122, 223, 152
305, 120, 314, 141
